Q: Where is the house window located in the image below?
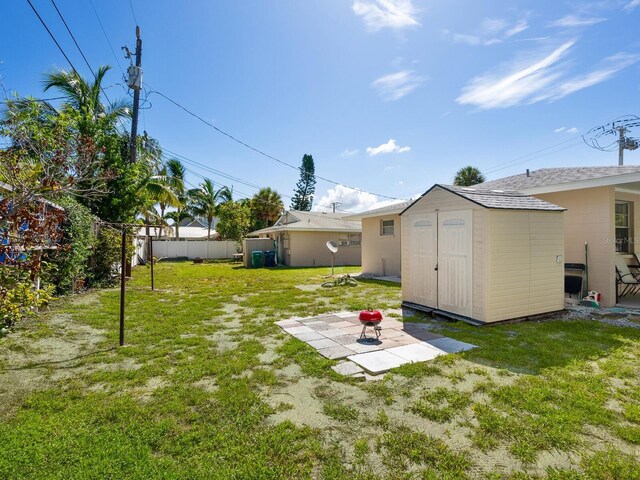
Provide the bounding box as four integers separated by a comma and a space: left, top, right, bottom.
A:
339, 234, 361, 246
615, 201, 632, 253
381, 219, 395, 236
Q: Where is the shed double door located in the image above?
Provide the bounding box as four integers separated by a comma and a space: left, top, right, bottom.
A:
406, 210, 473, 317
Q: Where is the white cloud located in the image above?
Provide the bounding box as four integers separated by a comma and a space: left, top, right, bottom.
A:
625, 0, 640, 11
444, 16, 529, 47
372, 70, 425, 101
555, 126, 580, 134
456, 41, 574, 109
548, 15, 606, 27
314, 185, 405, 213
535, 52, 639, 102
352, 0, 420, 31
341, 148, 359, 157
456, 41, 638, 110
366, 139, 411, 156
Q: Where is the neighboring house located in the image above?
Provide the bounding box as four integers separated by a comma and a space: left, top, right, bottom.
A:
401, 184, 565, 324
247, 210, 362, 267
144, 216, 219, 240
344, 201, 411, 277
479, 166, 640, 307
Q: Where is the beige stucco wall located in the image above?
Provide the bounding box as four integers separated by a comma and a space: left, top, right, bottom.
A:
537, 187, 616, 306
287, 231, 361, 267
361, 215, 402, 276
485, 210, 564, 323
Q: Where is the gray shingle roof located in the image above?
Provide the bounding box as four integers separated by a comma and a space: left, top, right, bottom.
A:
343, 200, 412, 220
402, 184, 565, 213
479, 166, 640, 191
248, 210, 361, 236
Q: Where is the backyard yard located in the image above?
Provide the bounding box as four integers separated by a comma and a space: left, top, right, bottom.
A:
1, 261, 640, 479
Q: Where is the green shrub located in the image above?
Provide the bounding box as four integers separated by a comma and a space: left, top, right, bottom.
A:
0, 267, 53, 328
42, 197, 97, 294
90, 227, 122, 287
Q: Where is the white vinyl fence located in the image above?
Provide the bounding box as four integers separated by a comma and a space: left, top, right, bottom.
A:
151, 240, 238, 260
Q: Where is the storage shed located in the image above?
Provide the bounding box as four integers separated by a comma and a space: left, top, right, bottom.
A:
401, 184, 566, 324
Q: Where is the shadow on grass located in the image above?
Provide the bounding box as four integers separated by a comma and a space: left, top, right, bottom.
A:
404, 311, 640, 374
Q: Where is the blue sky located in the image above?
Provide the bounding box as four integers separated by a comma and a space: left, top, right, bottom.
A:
2, 0, 640, 212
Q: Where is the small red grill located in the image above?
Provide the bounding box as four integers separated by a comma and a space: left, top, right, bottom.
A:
359, 309, 383, 341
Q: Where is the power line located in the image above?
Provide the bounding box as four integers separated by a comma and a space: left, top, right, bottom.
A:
48, 0, 113, 106
127, 0, 139, 26
88, 0, 125, 77
25, 0, 79, 73
482, 136, 584, 175
146, 86, 400, 201
165, 150, 352, 212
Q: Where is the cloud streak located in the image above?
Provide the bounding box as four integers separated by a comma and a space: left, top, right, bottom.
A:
366, 139, 411, 155
625, 0, 640, 11
372, 70, 425, 101
456, 41, 639, 109
352, 0, 420, 31
548, 15, 606, 28
444, 16, 529, 46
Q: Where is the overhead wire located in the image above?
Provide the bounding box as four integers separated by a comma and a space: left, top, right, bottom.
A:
47, 0, 113, 106
166, 151, 352, 213
127, 0, 139, 26
145, 86, 400, 201
88, 0, 126, 77
25, 0, 80, 73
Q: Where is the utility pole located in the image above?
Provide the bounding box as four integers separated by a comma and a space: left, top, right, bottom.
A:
618, 126, 626, 166
124, 26, 142, 164
330, 202, 341, 213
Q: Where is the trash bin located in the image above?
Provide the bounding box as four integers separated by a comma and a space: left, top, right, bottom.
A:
251, 250, 264, 268
264, 250, 276, 267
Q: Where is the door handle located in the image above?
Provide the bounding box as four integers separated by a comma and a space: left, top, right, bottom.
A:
434, 264, 438, 271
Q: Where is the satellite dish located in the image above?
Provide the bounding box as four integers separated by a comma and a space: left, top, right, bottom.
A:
326, 241, 338, 277
326, 241, 338, 253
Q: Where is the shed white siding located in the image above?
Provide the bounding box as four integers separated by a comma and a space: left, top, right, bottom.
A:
402, 186, 564, 324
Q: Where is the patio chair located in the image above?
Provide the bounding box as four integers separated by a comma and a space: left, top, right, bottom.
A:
615, 254, 640, 303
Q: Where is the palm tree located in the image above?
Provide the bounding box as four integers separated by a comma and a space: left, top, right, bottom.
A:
453, 166, 485, 187
188, 179, 232, 239
164, 158, 187, 239
251, 187, 284, 229
136, 173, 179, 237
42, 66, 130, 133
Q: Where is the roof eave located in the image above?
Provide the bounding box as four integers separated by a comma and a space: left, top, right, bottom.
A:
518, 172, 640, 195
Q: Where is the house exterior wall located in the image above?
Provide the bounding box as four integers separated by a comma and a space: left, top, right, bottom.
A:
361, 214, 402, 276
485, 210, 564, 323
288, 231, 361, 267
536, 187, 616, 306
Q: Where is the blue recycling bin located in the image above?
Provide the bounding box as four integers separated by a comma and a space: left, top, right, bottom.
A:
264, 250, 276, 267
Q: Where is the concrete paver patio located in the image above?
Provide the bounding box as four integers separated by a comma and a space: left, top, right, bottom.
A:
276, 311, 477, 375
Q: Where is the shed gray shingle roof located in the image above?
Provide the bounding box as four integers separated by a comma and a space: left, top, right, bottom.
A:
479, 166, 640, 191
402, 184, 565, 213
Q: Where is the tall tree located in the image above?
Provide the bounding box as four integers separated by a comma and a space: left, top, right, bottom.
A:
216, 201, 252, 244
164, 158, 188, 239
453, 166, 485, 187
251, 187, 283, 230
189, 179, 232, 239
290, 154, 316, 211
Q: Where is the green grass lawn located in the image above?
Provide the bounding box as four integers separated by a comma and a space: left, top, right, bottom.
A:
1, 261, 640, 479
